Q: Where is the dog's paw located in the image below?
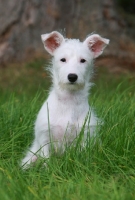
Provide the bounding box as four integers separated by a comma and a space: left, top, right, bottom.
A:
21, 154, 38, 170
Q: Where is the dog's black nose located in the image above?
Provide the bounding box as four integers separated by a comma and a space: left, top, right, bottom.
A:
68, 74, 78, 83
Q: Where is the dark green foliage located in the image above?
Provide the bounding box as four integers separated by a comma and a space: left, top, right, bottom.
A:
116, 0, 135, 13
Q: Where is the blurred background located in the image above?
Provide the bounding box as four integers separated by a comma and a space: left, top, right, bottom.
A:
0, 0, 135, 94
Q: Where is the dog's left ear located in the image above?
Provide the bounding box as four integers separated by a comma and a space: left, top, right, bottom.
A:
41, 31, 64, 55
83, 34, 109, 58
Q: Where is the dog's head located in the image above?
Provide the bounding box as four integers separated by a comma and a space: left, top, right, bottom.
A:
41, 31, 109, 91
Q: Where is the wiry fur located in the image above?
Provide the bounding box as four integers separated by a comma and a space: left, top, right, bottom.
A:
21, 31, 109, 168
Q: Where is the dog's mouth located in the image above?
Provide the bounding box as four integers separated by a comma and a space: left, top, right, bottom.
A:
69, 82, 76, 85
59, 81, 85, 91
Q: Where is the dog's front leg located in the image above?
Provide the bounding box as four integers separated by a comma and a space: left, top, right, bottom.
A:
21, 135, 50, 169
21, 139, 40, 169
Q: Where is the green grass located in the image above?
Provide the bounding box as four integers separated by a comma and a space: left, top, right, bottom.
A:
0, 61, 135, 200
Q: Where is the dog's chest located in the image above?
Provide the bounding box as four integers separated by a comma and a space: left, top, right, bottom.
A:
51, 101, 83, 124
48, 94, 89, 128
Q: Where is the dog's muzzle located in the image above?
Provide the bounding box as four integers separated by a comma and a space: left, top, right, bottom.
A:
68, 73, 78, 83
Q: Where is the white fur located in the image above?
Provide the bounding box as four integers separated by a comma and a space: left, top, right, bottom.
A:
21, 31, 109, 168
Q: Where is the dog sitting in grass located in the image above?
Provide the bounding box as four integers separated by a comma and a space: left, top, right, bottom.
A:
21, 31, 109, 168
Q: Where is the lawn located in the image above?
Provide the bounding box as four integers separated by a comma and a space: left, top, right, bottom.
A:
0, 60, 135, 200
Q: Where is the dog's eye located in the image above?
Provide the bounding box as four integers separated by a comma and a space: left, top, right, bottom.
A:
80, 59, 86, 63
60, 58, 66, 62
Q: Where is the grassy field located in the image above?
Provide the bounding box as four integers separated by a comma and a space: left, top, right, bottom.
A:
0, 60, 135, 200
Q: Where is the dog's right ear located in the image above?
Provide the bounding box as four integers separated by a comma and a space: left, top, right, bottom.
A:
41, 31, 64, 55
83, 34, 109, 58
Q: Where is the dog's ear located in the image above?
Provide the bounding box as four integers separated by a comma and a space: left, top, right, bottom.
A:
41, 31, 64, 55
83, 34, 109, 58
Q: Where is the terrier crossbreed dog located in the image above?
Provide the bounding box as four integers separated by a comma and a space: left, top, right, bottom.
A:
21, 31, 109, 168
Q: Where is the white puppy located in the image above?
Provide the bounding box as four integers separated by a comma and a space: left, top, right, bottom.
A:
21, 31, 109, 168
